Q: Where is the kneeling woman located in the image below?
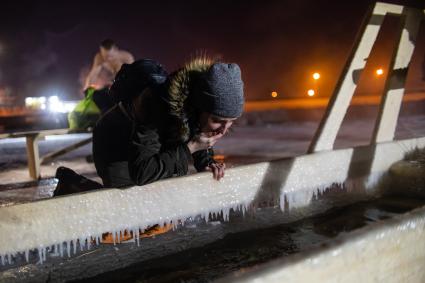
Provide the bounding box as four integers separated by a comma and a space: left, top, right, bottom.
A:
92, 57, 245, 188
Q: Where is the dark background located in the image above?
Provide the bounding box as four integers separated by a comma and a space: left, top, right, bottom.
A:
0, 0, 424, 103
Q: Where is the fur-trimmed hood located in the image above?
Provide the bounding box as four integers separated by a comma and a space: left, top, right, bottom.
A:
160, 56, 216, 144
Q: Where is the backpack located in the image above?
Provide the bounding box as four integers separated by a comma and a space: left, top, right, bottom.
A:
109, 59, 168, 104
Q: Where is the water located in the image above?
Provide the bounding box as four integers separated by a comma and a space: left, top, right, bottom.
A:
73, 194, 425, 283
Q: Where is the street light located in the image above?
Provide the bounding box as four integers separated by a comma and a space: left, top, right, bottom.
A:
311, 72, 320, 96
271, 91, 278, 98
313, 72, 320, 80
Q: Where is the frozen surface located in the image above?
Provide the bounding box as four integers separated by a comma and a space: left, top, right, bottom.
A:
1, 195, 424, 283
0, 113, 423, 281
81, 196, 425, 283
0, 113, 424, 263
0, 136, 423, 267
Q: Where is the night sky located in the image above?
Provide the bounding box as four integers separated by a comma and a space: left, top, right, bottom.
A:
0, 0, 424, 103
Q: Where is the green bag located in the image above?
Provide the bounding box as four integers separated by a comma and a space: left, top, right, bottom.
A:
68, 88, 101, 130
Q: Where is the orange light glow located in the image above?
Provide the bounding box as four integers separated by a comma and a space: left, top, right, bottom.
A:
376, 68, 384, 76
307, 89, 315, 97
213, 154, 226, 162
271, 91, 278, 98
313, 72, 320, 80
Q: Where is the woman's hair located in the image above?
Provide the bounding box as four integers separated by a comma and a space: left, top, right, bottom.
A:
161, 56, 216, 143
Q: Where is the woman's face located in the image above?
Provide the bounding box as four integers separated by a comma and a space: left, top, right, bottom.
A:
199, 112, 237, 136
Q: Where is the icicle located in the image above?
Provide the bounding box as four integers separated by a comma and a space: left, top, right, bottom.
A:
1, 255, 4, 265
135, 228, 140, 246
279, 194, 285, 212
38, 249, 43, 264
43, 247, 47, 262
73, 239, 77, 255
67, 241, 71, 258
87, 237, 91, 250
79, 238, 84, 251
53, 244, 57, 255
7, 254, 12, 265
59, 243, 63, 257
25, 250, 29, 263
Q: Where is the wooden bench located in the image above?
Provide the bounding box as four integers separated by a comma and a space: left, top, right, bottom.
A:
0, 129, 92, 179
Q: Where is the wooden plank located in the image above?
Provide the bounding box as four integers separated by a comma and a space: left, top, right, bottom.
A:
40, 137, 92, 164
25, 134, 41, 179
0, 128, 92, 179
0, 128, 70, 139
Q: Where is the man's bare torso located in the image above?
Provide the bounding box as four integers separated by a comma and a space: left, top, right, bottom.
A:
98, 50, 132, 74
85, 49, 134, 89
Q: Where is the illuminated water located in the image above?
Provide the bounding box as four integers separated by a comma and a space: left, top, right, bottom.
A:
73, 195, 425, 283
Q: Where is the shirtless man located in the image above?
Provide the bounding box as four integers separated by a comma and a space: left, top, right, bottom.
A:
84, 39, 135, 90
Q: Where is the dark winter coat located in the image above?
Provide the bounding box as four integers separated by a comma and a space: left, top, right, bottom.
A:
93, 58, 216, 188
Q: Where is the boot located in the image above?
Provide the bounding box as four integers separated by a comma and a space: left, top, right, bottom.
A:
54, 166, 103, 196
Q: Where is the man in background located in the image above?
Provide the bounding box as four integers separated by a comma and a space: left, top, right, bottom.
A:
85, 39, 134, 90
69, 40, 134, 130
84, 39, 134, 113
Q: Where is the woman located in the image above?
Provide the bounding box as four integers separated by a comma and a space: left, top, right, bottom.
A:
54, 57, 244, 241
92, 57, 244, 188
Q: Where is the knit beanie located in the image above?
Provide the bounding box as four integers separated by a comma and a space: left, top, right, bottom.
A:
190, 62, 244, 118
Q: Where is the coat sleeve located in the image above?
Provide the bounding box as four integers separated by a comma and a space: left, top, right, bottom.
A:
128, 126, 192, 186
192, 148, 216, 172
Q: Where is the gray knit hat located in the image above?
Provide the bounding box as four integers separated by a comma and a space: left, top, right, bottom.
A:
190, 62, 244, 118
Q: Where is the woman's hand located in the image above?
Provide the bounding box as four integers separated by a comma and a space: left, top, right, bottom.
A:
187, 132, 223, 153
205, 162, 226, 181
